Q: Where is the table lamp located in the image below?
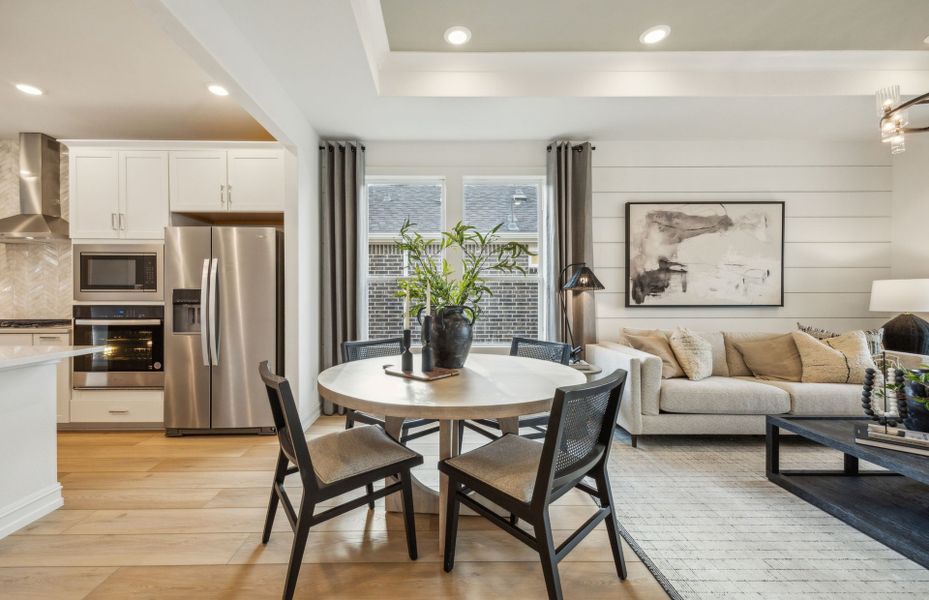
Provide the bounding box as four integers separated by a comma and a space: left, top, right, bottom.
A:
560, 263, 604, 362
869, 279, 929, 354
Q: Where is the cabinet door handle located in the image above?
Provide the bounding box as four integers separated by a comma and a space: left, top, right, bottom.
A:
220, 184, 225, 204
226, 185, 231, 206
111, 213, 118, 230
119, 213, 126, 230
108, 409, 130, 415
37, 336, 62, 341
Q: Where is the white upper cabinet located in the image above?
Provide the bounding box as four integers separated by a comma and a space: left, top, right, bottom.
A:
169, 150, 228, 212
70, 150, 120, 239
169, 148, 284, 213
227, 149, 285, 212
70, 148, 168, 240
121, 151, 169, 239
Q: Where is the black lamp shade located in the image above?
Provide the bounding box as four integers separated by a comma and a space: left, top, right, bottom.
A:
562, 265, 604, 291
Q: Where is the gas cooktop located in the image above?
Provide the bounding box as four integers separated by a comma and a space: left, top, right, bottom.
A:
0, 319, 71, 328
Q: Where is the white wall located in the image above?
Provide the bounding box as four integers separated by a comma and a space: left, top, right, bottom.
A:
591, 140, 894, 339
891, 136, 929, 280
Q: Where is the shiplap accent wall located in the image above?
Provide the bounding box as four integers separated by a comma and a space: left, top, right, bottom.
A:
591, 140, 893, 339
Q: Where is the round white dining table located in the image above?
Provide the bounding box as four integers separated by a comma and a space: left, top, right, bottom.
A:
316, 353, 586, 550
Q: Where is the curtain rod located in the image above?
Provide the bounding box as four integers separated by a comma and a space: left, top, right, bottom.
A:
319, 143, 366, 151
546, 143, 596, 152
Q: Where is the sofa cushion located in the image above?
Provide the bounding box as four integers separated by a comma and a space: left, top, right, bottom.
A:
623, 327, 728, 377
626, 332, 685, 379
660, 376, 790, 415
724, 331, 780, 376
669, 327, 713, 381
792, 330, 875, 385
733, 333, 802, 382
754, 380, 864, 416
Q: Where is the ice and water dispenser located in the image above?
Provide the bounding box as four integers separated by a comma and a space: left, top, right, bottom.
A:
172, 289, 201, 334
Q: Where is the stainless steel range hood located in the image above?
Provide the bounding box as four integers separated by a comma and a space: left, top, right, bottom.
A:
0, 133, 68, 243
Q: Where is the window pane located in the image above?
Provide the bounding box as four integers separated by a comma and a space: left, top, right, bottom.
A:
463, 183, 539, 233
463, 181, 542, 344
368, 182, 443, 233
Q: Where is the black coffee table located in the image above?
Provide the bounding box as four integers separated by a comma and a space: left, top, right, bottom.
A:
766, 415, 929, 568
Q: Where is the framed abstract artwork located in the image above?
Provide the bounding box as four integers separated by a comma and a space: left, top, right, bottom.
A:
625, 201, 785, 307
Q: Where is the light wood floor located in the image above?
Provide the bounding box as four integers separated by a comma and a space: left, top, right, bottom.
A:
0, 417, 669, 599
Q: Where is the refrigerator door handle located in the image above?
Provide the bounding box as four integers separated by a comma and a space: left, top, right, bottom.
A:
200, 258, 211, 366
208, 257, 219, 366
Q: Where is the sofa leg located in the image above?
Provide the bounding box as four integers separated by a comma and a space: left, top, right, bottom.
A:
630, 435, 638, 448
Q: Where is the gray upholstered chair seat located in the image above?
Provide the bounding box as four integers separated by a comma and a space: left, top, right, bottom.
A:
445, 434, 543, 502
307, 426, 420, 485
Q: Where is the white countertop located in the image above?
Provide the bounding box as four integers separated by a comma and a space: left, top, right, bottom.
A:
0, 345, 104, 372
0, 328, 70, 334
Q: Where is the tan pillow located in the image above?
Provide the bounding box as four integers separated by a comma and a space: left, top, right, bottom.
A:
625, 333, 685, 379
623, 327, 728, 377
733, 333, 802, 382
792, 330, 876, 384
669, 328, 714, 381
724, 332, 781, 376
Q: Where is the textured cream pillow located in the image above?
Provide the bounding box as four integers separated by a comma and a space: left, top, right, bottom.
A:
669, 328, 714, 381
733, 333, 802, 382
792, 330, 876, 384
625, 333, 685, 379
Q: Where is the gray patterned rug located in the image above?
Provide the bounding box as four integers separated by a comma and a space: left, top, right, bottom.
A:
608, 435, 929, 600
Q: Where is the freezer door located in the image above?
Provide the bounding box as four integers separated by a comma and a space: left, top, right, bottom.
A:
210, 227, 277, 429
164, 227, 212, 430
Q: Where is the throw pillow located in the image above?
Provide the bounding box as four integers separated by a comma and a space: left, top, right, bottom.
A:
733, 333, 803, 381
797, 322, 884, 356
622, 327, 729, 377
723, 331, 781, 377
669, 327, 714, 381
625, 332, 685, 379
792, 330, 876, 384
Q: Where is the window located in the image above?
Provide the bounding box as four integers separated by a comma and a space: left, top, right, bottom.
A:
462, 179, 543, 344
364, 178, 444, 341
362, 175, 547, 346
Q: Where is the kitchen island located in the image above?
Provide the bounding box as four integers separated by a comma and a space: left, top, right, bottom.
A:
0, 345, 103, 539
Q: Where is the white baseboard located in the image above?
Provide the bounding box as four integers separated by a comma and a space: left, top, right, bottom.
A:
0, 483, 63, 540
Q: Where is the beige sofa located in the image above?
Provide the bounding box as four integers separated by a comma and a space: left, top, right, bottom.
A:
587, 334, 928, 447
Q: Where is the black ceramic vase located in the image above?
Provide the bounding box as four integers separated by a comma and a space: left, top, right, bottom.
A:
428, 306, 474, 369
904, 370, 929, 433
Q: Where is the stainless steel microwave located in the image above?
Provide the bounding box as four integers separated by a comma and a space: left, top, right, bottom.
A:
73, 244, 164, 302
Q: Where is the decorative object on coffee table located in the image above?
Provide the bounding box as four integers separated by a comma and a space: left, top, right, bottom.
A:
869, 279, 929, 354
395, 220, 533, 368
902, 366, 929, 432
861, 353, 903, 426
560, 262, 604, 362
625, 201, 784, 307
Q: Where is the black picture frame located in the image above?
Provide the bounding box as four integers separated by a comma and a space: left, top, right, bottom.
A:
624, 201, 786, 308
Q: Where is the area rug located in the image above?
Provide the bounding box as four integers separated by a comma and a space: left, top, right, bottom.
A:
608, 435, 929, 600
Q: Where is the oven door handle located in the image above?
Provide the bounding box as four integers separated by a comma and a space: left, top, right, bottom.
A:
200, 258, 211, 367
74, 319, 162, 326
208, 258, 219, 367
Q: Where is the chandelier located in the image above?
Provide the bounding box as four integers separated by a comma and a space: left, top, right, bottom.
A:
876, 85, 929, 154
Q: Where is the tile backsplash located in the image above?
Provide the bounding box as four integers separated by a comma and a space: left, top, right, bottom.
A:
0, 139, 72, 318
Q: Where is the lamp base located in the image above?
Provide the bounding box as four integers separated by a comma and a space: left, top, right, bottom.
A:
882, 313, 929, 355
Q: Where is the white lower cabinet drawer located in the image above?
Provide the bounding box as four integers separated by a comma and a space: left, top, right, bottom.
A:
70, 390, 164, 423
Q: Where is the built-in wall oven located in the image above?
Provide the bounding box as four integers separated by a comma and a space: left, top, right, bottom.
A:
74, 244, 163, 302
72, 305, 164, 389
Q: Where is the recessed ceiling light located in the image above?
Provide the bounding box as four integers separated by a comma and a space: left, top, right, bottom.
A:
639, 25, 671, 45
444, 26, 471, 46
14, 83, 43, 96
208, 84, 229, 96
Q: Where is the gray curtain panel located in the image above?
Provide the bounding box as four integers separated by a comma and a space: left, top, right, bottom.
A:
319, 141, 364, 415
548, 141, 597, 352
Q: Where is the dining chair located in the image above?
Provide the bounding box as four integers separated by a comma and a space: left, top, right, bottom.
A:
258, 361, 423, 600
462, 337, 572, 441
342, 338, 441, 443
439, 369, 628, 600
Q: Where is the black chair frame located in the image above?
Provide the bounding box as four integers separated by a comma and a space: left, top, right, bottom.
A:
341, 339, 441, 443
439, 370, 628, 600
259, 361, 423, 600
462, 337, 572, 442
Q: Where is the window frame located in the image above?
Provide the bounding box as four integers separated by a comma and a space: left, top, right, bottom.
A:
360, 171, 550, 347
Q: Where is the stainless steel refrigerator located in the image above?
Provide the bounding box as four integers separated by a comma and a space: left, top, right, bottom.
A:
164, 226, 283, 435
